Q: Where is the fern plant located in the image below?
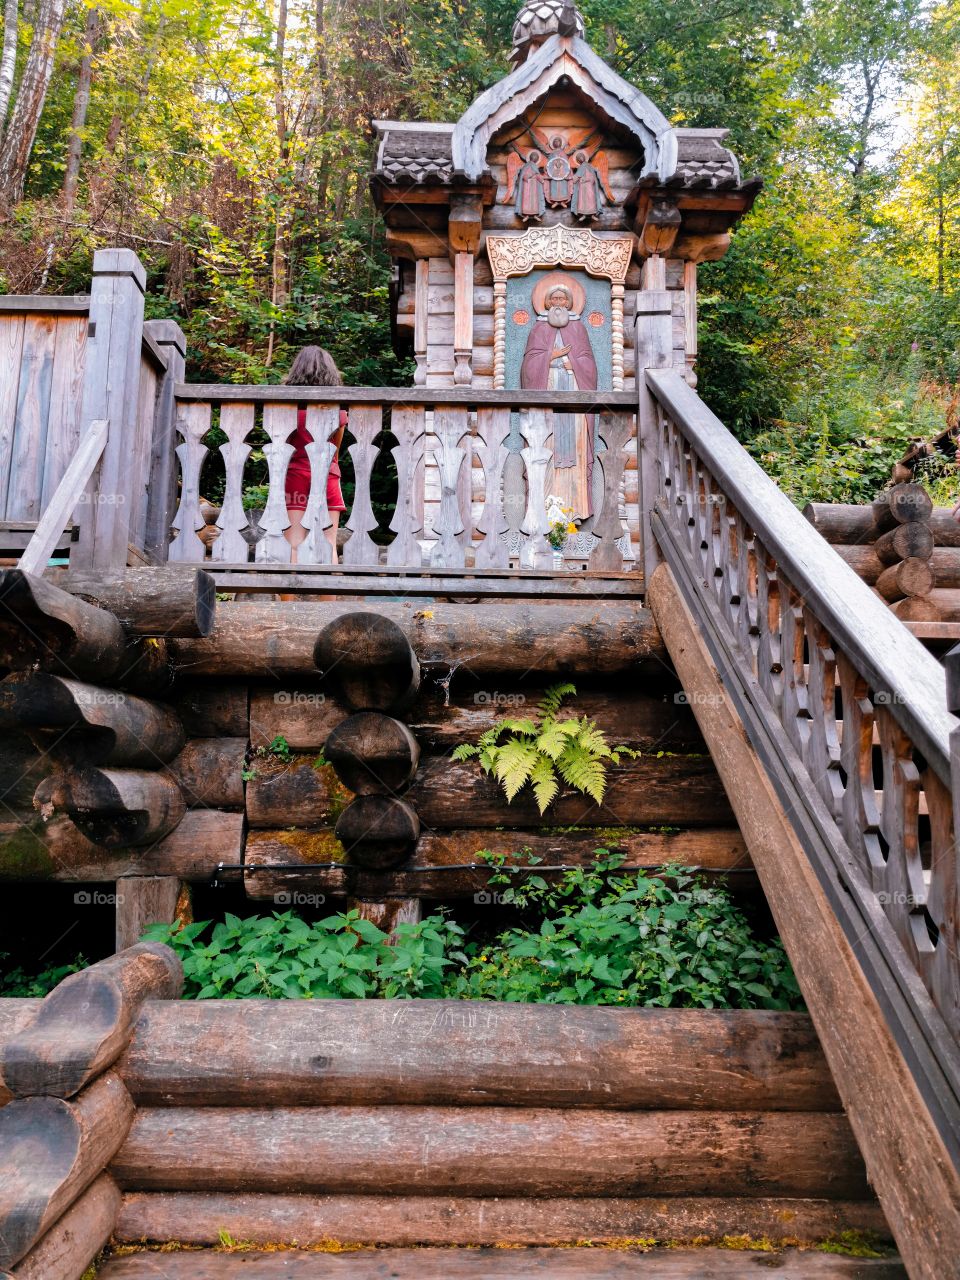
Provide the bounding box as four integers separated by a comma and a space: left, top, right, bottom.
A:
451, 683, 636, 813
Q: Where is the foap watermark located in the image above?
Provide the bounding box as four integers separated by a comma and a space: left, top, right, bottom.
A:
473, 691, 527, 707
75, 688, 126, 707
873, 690, 906, 706
274, 891, 326, 906
674, 690, 725, 707
474, 890, 509, 905
76, 491, 125, 506
74, 890, 123, 905
274, 691, 326, 706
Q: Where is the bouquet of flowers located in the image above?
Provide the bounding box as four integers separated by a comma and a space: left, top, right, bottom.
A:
545, 494, 578, 551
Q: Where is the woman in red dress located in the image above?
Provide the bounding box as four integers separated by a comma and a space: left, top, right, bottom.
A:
281, 346, 347, 562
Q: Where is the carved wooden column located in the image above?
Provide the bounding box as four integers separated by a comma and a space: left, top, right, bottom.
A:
684, 261, 698, 386
493, 282, 507, 388
413, 260, 429, 386
611, 283, 625, 390
453, 253, 474, 385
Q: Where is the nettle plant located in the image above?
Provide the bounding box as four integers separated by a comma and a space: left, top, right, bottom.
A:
451, 683, 638, 813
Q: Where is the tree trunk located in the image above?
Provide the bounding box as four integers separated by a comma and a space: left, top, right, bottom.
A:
62, 5, 102, 214
0, 0, 67, 205
0, 0, 18, 128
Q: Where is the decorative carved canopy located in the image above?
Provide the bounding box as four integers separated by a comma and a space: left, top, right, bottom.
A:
486, 226, 634, 283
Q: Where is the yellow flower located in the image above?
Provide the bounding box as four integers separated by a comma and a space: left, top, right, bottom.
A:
566, 522, 577, 533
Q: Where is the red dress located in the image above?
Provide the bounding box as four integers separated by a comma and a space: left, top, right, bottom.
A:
284, 408, 346, 513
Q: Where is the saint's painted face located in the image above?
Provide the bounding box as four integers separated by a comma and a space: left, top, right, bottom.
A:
546, 286, 574, 327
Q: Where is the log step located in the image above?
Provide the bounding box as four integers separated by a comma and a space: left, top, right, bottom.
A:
96, 1245, 908, 1278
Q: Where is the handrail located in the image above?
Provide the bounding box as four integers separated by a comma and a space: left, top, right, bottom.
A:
645, 365, 960, 1169
19, 419, 109, 577
648, 367, 953, 784
174, 383, 636, 409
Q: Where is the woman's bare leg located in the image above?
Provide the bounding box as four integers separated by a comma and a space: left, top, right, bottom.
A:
284, 510, 308, 565
326, 511, 341, 564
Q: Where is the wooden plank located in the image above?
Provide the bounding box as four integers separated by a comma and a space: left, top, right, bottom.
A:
112, 1192, 890, 1251
128, 358, 158, 555
0, 943, 181, 1099
647, 560, 960, 1280
41, 316, 87, 511
205, 569, 647, 599
115, 877, 182, 952
342, 406, 381, 566
110, 1107, 868, 1199
171, 601, 665, 678
7, 315, 57, 520
11, 1172, 120, 1280
117, 1005, 835, 1111
407, 753, 732, 828
176, 384, 636, 409
0, 296, 89, 314
0, 1072, 133, 1268
18, 420, 108, 576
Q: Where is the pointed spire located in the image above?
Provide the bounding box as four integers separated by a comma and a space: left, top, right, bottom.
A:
510, 0, 586, 66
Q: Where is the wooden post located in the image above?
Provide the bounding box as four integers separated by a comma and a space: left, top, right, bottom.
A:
684, 261, 698, 386
636, 264, 673, 585
142, 318, 187, 564
453, 252, 474, 386
115, 876, 183, 951
71, 249, 148, 570
413, 260, 428, 386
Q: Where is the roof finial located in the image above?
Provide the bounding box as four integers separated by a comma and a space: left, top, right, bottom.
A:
510, 0, 586, 66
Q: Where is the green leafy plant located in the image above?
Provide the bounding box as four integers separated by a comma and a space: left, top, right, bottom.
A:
143, 910, 465, 1000
451, 683, 638, 814
0, 953, 87, 997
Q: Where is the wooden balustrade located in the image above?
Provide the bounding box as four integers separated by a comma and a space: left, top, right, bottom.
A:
645, 366, 960, 1174
169, 386, 637, 572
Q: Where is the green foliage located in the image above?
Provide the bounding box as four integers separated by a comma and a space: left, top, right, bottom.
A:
450, 855, 803, 1010
451, 683, 638, 813
0, 953, 87, 997
143, 910, 465, 999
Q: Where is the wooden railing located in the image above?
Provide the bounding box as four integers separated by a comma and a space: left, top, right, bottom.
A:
645, 366, 960, 1165
170, 385, 638, 572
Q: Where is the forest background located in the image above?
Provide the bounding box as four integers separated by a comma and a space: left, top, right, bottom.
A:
0, 0, 957, 505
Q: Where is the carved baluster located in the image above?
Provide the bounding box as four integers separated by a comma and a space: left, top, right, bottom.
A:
519, 408, 553, 569
343, 405, 382, 566
212, 403, 254, 562
430, 405, 469, 568
493, 282, 507, 389
780, 584, 811, 759
300, 404, 341, 565
836, 653, 885, 890
474, 407, 510, 569
733, 512, 758, 664
387, 406, 426, 567
755, 547, 783, 714
921, 764, 959, 1036
802, 611, 843, 821
876, 704, 928, 967
169, 402, 210, 562
254, 404, 296, 564
589, 411, 631, 571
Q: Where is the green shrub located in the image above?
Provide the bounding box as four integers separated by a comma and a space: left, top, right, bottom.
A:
143, 856, 802, 1011
0, 953, 87, 997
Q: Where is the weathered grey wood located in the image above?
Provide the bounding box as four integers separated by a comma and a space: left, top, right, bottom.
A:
647, 368, 953, 786
325, 713, 420, 795
117, 1004, 835, 1110
342, 405, 382, 566
0, 672, 184, 767
335, 795, 420, 867
95, 1245, 906, 1279
386, 406, 425, 567
473, 406, 510, 568
72, 250, 148, 569
173, 683, 249, 738
211, 404, 254, 564
40, 767, 186, 848
142, 320, 187, 564
430, 405, 469, 567
518, 408, 552, 568
110, 1106, 867, 1199
300, 404, 340, 565
648, 561, 960, 1280
0, 315, 26, 514
42, 316, 88, 514
7, 316, 57, 523
0, 942, 181, 1099
51, 566, 216, 636
314, 612, 420, 712
206, 568, 647, 597
175, 601, 665, 677
18, 420, 108, 577
0, 296, 90, 314
636, 288, 673, 583
0, 569, 125, 680
875, 522, 934, 565
873, 483, 933, 532
111, 1192, 889, 1251
177, 384, 636, 409
254, 403, 296, 564
168, 402, 210, 562
589, 411, 632, 570
115, 877, 182, 951
875, 557, 934, 601
164, 738, 246, 808
803, 502, 881, 544
0, 1073, 132, 1269
0, 808, 244, 882
12, 1172, 120, 1280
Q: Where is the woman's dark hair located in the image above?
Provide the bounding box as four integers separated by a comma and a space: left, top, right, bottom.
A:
282, 345, 343, 387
